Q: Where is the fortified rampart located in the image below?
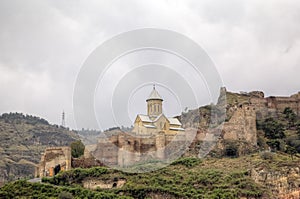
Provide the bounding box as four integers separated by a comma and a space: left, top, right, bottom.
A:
222, 103, 257, 144
250, 91, 300, 119
92, 131, 187, 167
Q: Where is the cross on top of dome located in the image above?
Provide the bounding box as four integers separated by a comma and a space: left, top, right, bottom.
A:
146, 84, 163, 102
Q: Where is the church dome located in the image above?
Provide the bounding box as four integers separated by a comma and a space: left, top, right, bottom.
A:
146, 85, 163, 101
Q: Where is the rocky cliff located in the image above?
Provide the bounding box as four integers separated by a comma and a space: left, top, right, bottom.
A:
250, 153, 300, 199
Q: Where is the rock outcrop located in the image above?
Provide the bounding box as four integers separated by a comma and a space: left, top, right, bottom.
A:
83, 178, 126, 190
251, 162, 300, 199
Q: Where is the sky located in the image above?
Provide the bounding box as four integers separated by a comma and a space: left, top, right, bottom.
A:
0, 0, 300, 130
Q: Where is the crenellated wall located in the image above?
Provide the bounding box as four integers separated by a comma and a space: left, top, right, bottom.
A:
251, 91, 300, 119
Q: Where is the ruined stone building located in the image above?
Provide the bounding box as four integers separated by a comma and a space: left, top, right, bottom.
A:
36, 147, 71, 177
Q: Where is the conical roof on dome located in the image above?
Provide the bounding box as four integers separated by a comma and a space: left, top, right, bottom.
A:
146, 85, 163, 101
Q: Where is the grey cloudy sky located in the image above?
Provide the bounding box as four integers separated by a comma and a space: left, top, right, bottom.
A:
1, 0, 300, 130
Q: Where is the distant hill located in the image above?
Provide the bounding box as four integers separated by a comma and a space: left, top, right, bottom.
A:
0, 112, 79, 184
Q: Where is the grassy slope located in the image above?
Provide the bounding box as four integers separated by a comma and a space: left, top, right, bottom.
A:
1, 153, 298, 199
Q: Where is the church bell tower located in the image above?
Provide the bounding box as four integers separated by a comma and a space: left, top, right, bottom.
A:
146, 85, 163, 118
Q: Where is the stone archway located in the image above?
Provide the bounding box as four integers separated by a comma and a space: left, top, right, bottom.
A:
54, 164, 61, 175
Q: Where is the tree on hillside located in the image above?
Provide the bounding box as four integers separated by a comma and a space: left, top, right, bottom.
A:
283, 107, 297, 128
286, 145, 297, 160
262, 118, 285, 139
70, 140, 85, 158
266, 140, 281, 151
297, 123, 300, 138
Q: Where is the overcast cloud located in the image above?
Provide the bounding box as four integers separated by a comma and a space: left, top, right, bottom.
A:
0, 0, 300, 130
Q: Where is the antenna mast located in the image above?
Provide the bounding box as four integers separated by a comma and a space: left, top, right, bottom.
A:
61, 111, 65, 127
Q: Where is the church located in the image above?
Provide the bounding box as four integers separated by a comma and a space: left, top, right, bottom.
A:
90, 85, 187, 167
132, 85, 184, 135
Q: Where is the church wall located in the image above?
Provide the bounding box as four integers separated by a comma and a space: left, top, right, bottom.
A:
153, 115, 167, 131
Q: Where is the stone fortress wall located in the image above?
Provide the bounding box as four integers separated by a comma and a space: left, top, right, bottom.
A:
37, 88, 300, 172
92, 130, 187, 167
250, 90, 300, 119
222, 89, 300, 146
184, 88, 300, 156
222, 103, 257, 145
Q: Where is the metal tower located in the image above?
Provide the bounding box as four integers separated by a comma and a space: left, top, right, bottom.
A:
61, 111, 66, 127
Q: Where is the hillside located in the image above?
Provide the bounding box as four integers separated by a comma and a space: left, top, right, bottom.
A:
1, 89, 300, 198
0, 154, 299, 199
0, 113, 79, 185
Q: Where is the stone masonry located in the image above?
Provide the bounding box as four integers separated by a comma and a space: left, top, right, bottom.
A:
36, 147, 71, 177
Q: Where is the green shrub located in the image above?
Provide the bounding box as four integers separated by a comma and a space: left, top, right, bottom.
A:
171, 157, 201, 167
260, 151, 274, 160
283, 107, 297, 127
266, 140, 281, 151
43, 167, 109, 186
262, 118, 285, 139
58, 191, 73, 199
